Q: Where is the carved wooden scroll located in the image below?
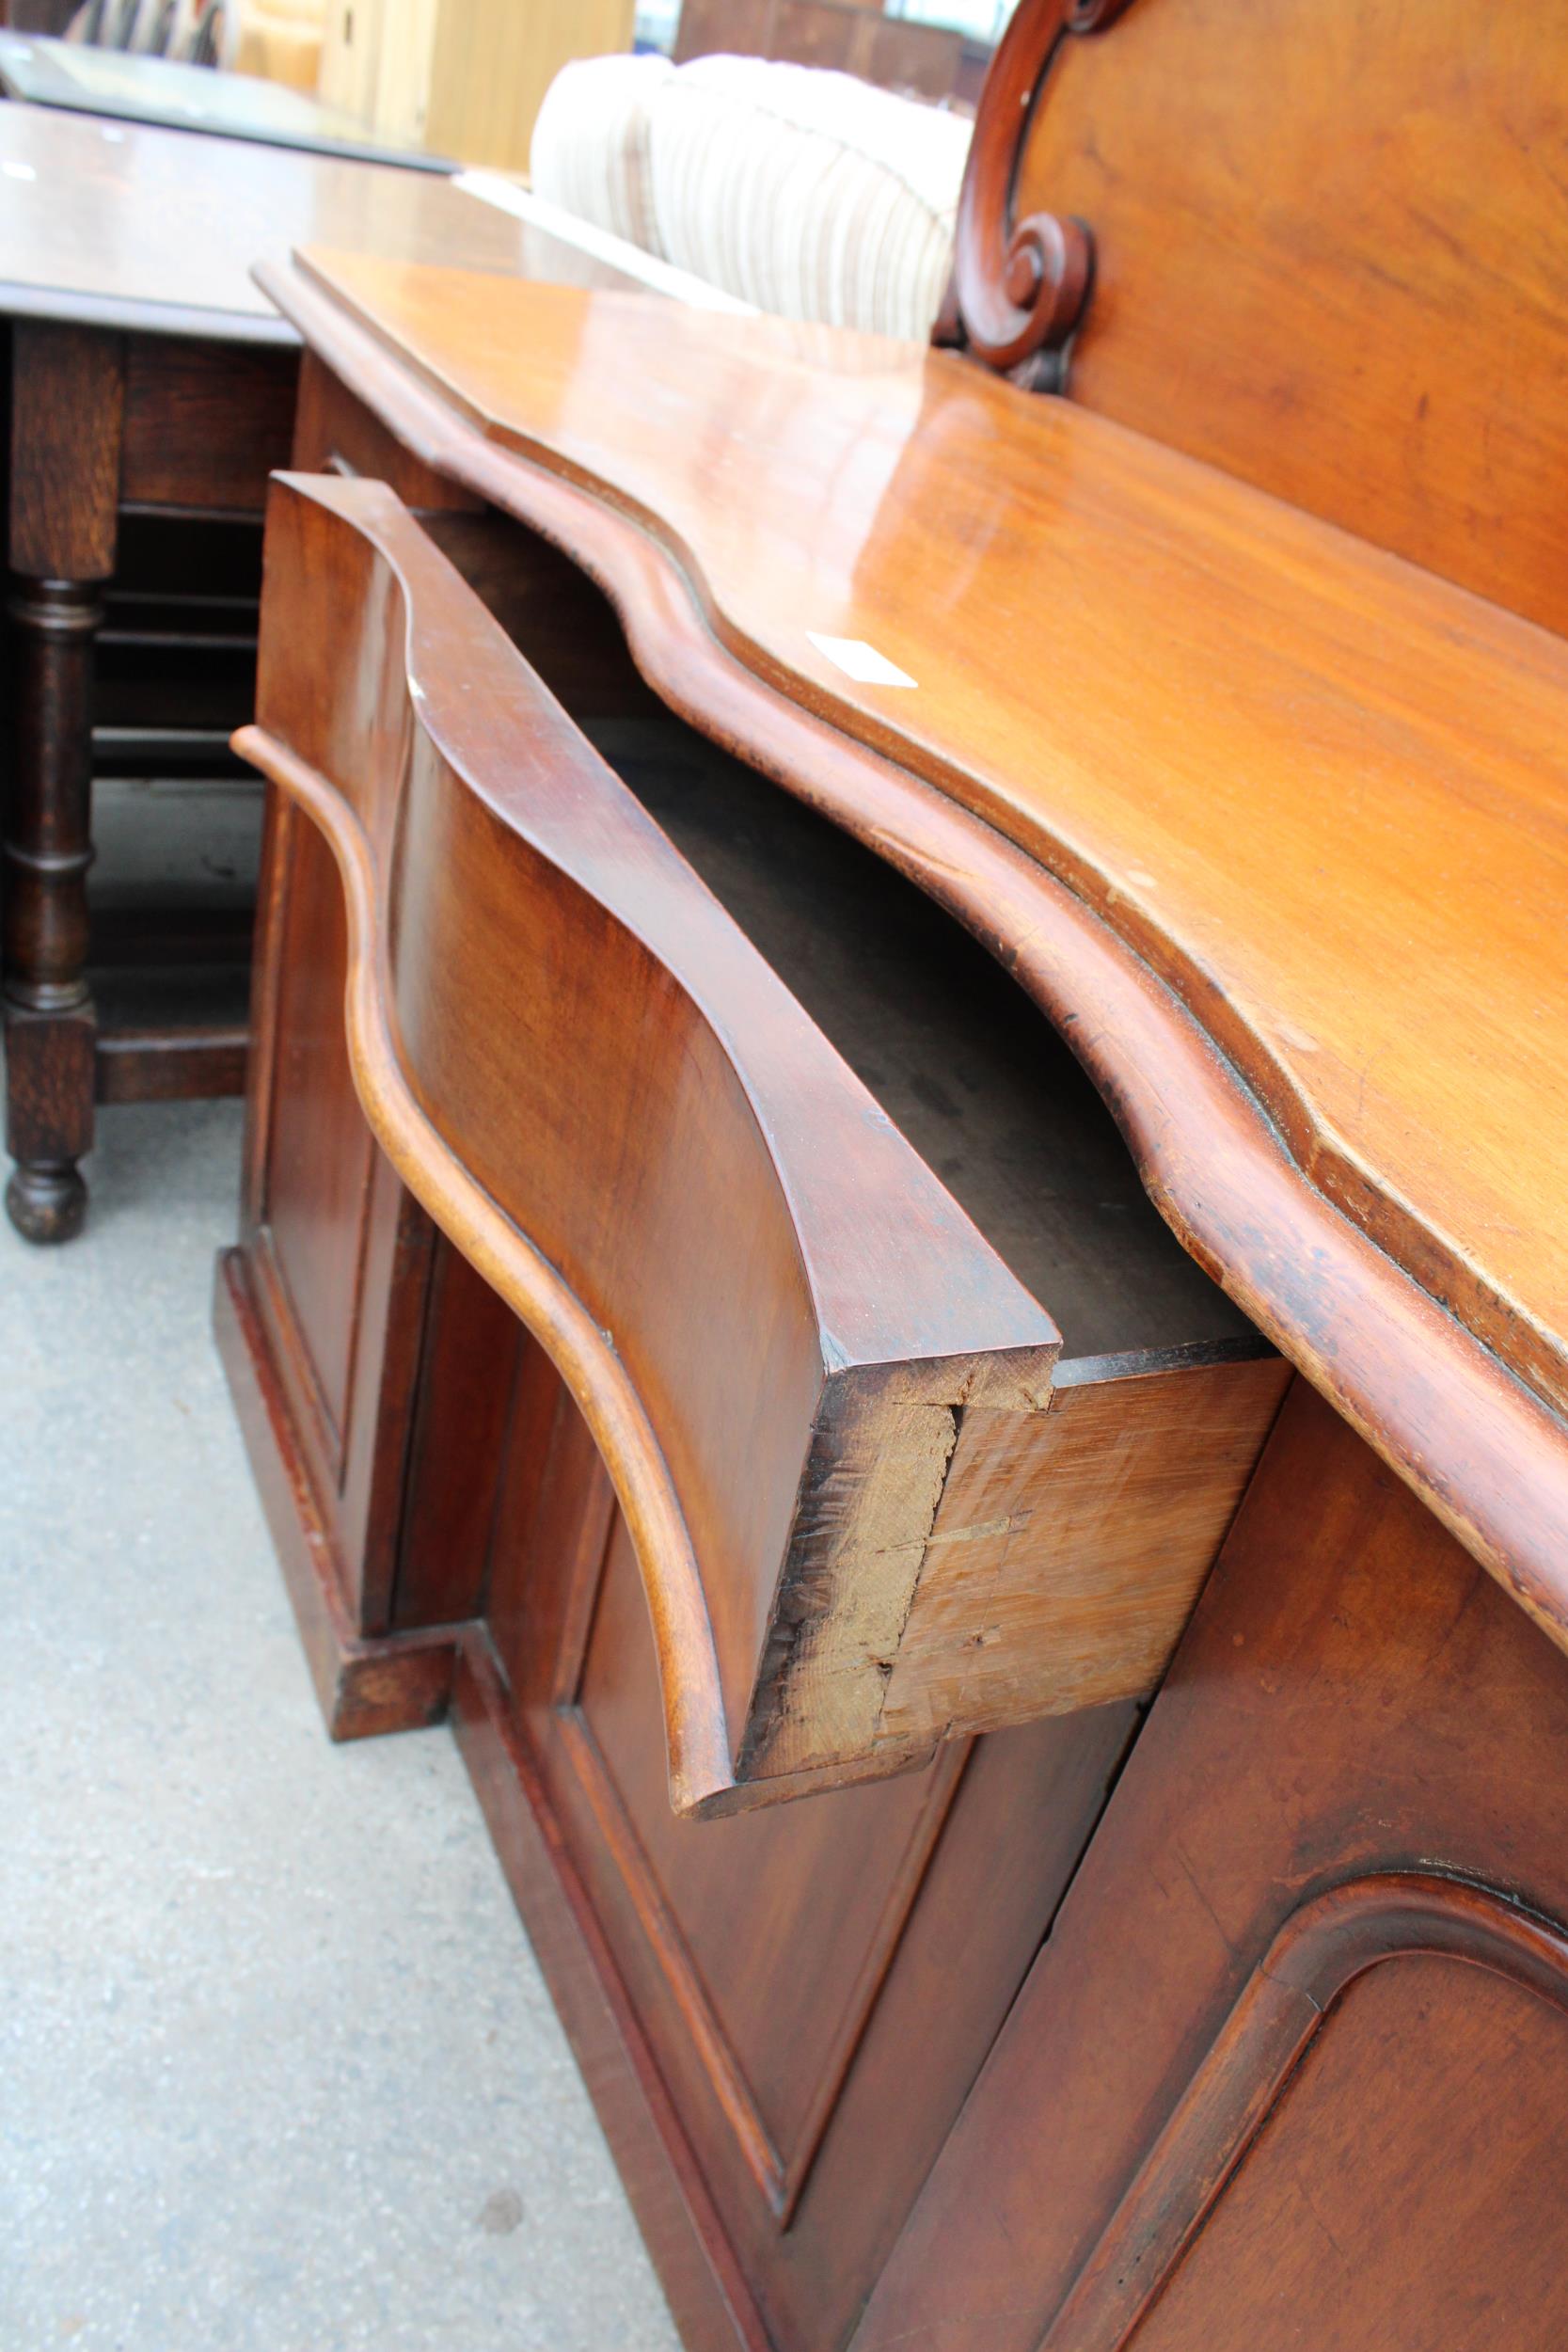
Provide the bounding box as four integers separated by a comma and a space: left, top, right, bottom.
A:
946, 0, 1137, 388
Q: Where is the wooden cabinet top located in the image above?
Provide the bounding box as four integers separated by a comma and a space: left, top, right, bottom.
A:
0, 106, 641, 343
263, 248, 1568, 1664
297, 255, 1568, 1398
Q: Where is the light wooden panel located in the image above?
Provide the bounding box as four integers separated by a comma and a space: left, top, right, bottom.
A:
322, 0, 636, 167
425, 0, 635, 173
317, 0, 442, 149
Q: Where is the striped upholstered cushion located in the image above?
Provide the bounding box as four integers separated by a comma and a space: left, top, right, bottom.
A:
530, 52, 971, 340
646, 56, 970, 340
529, 52, 675, 257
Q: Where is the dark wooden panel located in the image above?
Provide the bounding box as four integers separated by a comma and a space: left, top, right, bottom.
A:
674, 0, 787, 62
261, 807, 372, 1466
1130, 1952, 1568, 2352
421, 509, 665, 722
90, 907, 255, 967
8, 319, 123, 577
119, 337, 297, 513
673, 0, 970, 100
236, 774, 439, 1646
452, 1634, 772, 2352
238, 823, 424, 1617
852, 15, 962, 103
855, 1383, 1568, 2351
393, 1234, 523, 1629
768, 0, 856, 72
486, 1346, 1138, 2351
292, 345, 479, 507
567, 1511, 970, 2212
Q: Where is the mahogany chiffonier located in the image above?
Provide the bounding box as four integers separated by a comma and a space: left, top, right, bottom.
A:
216, 5, 1568, 2346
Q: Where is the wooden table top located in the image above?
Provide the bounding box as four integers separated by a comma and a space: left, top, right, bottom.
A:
0, 108, 641, 344
0, 34, 451, 170
293, 252, 1568, 1449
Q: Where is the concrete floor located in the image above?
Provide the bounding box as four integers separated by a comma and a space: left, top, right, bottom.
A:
0, 1094, 682, 2352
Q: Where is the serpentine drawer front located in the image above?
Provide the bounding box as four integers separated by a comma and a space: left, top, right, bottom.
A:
235, 472, 1287, 1818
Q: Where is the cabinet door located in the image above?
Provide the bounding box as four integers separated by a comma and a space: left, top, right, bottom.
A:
220, 353, 479, 1658
854, 1382, 1568, 2352
236, 779, 436, 1642
451, 1331, 1138, 2352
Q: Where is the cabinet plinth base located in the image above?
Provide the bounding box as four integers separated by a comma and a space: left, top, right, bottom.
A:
213, 1246, 460, 1742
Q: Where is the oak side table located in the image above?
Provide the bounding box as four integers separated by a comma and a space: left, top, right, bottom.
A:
0, 103, 636, 1238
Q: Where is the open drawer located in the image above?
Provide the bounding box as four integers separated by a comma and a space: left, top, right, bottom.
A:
236, 472, 1289, 1819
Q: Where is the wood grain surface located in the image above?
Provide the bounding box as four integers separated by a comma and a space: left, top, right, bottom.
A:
237, 471, 1289, 1805
467, 1327, 1143, 2352
1010, 0, 1568, 634
854, 1384, 1568, 2352
254, 256, 1568, 1675
287, 253, 1568, 1442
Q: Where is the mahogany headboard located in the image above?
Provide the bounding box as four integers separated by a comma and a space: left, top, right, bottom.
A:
951, 0, 1568, 636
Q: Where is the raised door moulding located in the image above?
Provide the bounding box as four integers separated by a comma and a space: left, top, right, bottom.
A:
1038, 1872, 1568, 2349
945, 0, 1138, 387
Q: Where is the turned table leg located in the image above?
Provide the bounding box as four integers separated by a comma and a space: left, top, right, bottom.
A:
4, 323, 124, 1242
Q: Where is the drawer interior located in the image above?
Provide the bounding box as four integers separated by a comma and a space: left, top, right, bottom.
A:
588, 716, 1249, 1362
424, 509, 1252, 1366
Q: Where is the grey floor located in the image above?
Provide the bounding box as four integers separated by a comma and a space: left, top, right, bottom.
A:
0, 1093, 682, 2352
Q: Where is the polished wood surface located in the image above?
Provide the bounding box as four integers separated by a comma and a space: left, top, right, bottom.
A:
259, 252, 1568, 1661
1005, 0, 1568, 636
856, 1384, 1568, 2352
0, 104, 638, 342
234, 472, 1286, 1805
291, 251, 1568, 1425
1053, 1889, 1568, 2352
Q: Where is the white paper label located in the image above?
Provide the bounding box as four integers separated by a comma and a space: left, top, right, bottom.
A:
806, 632, 918, 690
